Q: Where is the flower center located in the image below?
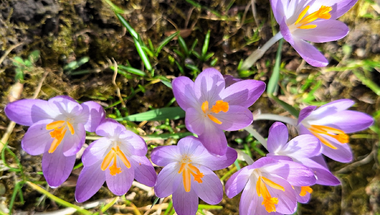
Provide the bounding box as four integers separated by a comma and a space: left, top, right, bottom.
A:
46, 120, 75, 153
308, 124, 349, 149
201, 100, 229, 124
101, 146, 131, 176
178, 155, 204, 192
293, 5, 332, 29
300, 186, 313, 197
256, 176, 285, 213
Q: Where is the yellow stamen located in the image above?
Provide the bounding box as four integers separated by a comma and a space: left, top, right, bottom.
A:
201, 100, 229, 125
101, 146, 131, 175
256, 176, 285, 213
46, 120, 65, 130
309, 124, 349, 149
46, 120, 76, 153
295, 5, 332, 29
300, 186, 313, 196
67, 121, 75, 135
178, 157, 204, 192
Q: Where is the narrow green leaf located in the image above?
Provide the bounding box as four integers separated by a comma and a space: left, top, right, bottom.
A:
116, 13, 139, 40
192, 51, 201, 59
178, 36, 189, 56
352, 70, 380, 96
269, 94, 300, 117
201, 30, 211, 58
102, 0, 124, 14
118, 65, 146, 76
116, 107, 185, 121
141, 46, 155, 57
133, 37, 153, 71
210, 57, 218, 66
185, 64, 200, 72
191, 38, 198, 51
28, 50, 40, 63
267, 38, 283, 95
156, 31, 179, 55
204, 52, 214, 61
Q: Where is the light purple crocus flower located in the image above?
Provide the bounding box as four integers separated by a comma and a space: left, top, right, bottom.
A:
226, 157, 316, 215
5, 96, 105, 187
298, 99, 374, 163
151, 136, 237, 215
75, 119, 156, 202
271, 0, 357, 67
172, 68, 265, 155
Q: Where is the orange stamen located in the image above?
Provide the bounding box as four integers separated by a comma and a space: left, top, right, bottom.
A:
178, 157, 204, 192
300, 186, 313, 196
101, 146, 131, 175
211, 100, 229, 113
295, 5, 332, 29
256, 176, 285, 213
46, 120, 76, 153
201, 101, 209, 113
201, 100, 229, 125
309, 124, 349, 149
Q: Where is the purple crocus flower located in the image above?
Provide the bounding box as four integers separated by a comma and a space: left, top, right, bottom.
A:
271, 0, 357, 67
298, 99, 374, 163
5, 96, 105, 187
172, 68, 265, 155
75, 119, 156, 202
226, 157, 316, 215
151, 136, 237, 215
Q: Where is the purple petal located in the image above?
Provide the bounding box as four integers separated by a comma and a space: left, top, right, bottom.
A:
21, 119, 53, 155
151, 145, 179, 166
105, 157, 135, 196
270, 0, 286, 24
293, 20, 349, 43
5, 99, 55, 126
177, 136, 204, 155
42, 143, 76, 187
294, 186, 311, 203
320, 136, 353, 163
291, 37, 328, 67
299, 157, 340, 186
225, 167, 252, 198
154, 162, 182, 198
62, 123, 86, 156
308, 99, 354, 118
239, 179, 258, 215
172, 76, 199, 110
198, 122, 227, 156
172, 181, 199, 215
267, 122, 289, 153
185, 107, 206, 135
309, 0, 358, 19
220, 80, 265, 108
281, 134, 322, 158
194, 68, 225, 103
223, 75, 241, 87
81, 101, 106, 132
198, 147, 237, 170
75, 161, 105, 203
298, 106, 317, 125
262, 176, 297, 214
82, 137, 111, 167
280, 18, 294, 45
131, 155, 157, 187
192, 166, 223, 204
48, 96, 83, 116
214, 105, 253, 131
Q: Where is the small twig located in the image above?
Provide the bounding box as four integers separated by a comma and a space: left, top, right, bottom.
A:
250, 0, 259, 27
335, 149, 376, 174
33, 70, 49, 99
111, 59, 126, 108
0, 42, 24, 68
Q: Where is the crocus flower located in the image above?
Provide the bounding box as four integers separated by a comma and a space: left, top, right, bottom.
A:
75, 119, 156, 202
151, 136, 237, 215
298, 99, 374, 163
5, 96, 105, 187
271, 0, 357, 67
172, 68, 265, 155
226, 157, 316, 215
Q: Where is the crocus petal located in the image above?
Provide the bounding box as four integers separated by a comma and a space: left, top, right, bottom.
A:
298, 157, 340, 186
267, 122, 289, 153
5, 99, 55, 126
225, 167, 252, 198
294, 186, 311, 203
154, 162, 182, 198
320, 135, 353, 163
280, 18, 294, 45
177, 136, 203, 155
291, 37, 328, 67
197, 147, 237, 170
75, 161, 106, 203
48, 96, 83, 116
309, 0, 358, 19
192, 166, 223, 204
62, 123, 86, 156
131, 155, 157, 187
82, 137, 112, 167
172, 181, 199, 215
239, 179, 258, 215
198, 121, 227, 156
185, 107, 206, 135
105, 157, 135, 196
220, 80, 265, 108
42, 143, 76, 187
80, 101, 105, 132
293, 20, 349, 43
309, 110, 374, 133
194, 68, 225, 102
307, 99, 354, 119
281, 134, 322, 158
21, 119, 53, 155
298, 106, 317, 124
151, 145, 180, 167
214, 105, 253, 131
172, 76, 199, 110
270, 0, 286, 24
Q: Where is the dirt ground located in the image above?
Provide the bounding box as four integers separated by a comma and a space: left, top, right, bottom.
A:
0, 0, 379, 214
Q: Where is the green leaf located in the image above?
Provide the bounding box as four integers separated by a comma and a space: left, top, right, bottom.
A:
156, 31, 179, 56
102, 0, 124, 14
178, 35, 189, 56
133, 37, 153, 72
201, 30, 211, 58
267, 38, 284, 95
269, 94, 299, 117
28, 50, 40, 63
116, 107, 185, 121
116, 13, 139, 40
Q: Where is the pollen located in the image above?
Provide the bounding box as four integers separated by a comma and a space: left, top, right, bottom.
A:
178, 156, 204, 192
256, 176, 285, 213
300, 186, 313, 197
309, 124, 349, 149
295, 5, 332, 29
46, 120, 75, 153
101, 146, 131, 176
201, 100, 229, 125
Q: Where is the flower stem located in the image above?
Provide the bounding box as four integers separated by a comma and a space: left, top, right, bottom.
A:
254, 113, 298, 126
240, 32, 283, 70
244, 125, 267, 149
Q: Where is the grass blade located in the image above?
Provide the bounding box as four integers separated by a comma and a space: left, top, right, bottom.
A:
267, 38, 283, 95
156, 32, 179, 56
116, 107, 185, 121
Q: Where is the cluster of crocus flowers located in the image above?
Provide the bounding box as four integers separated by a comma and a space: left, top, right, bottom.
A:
240, 0, 358, 69
5, 96, 105, 187
172, 68, 265, 155
151, 136, 237, 215
75, 119, 156, 202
